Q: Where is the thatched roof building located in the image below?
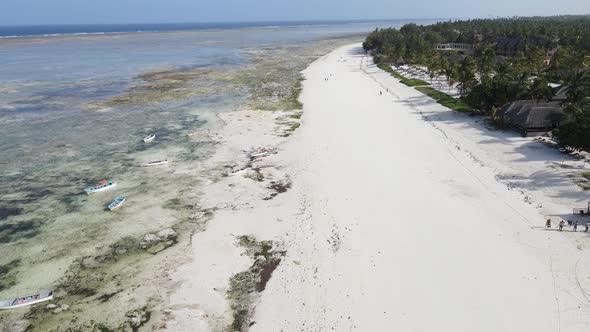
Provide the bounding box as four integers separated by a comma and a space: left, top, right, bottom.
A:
497, 100, 564, 136
483, 36, 557, 59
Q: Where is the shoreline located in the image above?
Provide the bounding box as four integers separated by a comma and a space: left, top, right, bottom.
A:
167, 43, 590, 331
0, 32, 364, 331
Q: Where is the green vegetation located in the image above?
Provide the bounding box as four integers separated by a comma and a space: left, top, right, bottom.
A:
226, 236, 285, 332
287, 76, 304, 110
365, 16, 590, 150
582, 172, 590, 180
23, 231, 177, 331
377, 64, 429, 87
415, 87, 473, 112
0, 259, 20, 291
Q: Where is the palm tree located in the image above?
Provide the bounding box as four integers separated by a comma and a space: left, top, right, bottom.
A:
529, 77, 551, 101
477, 46, 495, 81
458, 56, 477, 97
560, 69, 590, 105
444, 62, 458, 92
427, 55, 441, 84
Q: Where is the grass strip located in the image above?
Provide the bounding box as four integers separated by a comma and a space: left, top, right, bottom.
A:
415, 86, 473, 113
377, 64, 430, 87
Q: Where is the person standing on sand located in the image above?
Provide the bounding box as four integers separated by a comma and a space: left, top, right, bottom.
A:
585, 222, 589, 232
559, 220, 565, 231
568, 220, 573, 227
573, 220, 578, 232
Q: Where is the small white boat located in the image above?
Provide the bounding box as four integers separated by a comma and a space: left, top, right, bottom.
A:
226, 166, 249, 177
0, 290, 53, 310
143, 134, 156, 143
84, 180, 116, 195
250, 150, 268, 158
107, 196, 126, 211
186, 132, 198, 137
140, 160, 169, 167
248, 147, 270, 158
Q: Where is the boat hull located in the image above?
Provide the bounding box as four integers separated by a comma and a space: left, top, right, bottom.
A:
0, 291, 53, 310
84, 182, 116, 195
227, 168, 248, 176
108, 197, 126, 211
140, 160, 169, 167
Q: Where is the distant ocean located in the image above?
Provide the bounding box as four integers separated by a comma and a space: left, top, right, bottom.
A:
0, 20, 411, 38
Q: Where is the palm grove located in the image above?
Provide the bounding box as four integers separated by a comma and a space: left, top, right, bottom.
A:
363, 16, 590, 150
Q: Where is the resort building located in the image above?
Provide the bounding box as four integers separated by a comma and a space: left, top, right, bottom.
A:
497, 100, 564, 136
435, 43, 475, 55
485, 36, 557, 62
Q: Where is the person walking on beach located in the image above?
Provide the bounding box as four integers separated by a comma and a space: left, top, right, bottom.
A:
567, 220, 573, 227
559, 220, 565, 231
585, 222, 589, 232
573, 220, 578, 232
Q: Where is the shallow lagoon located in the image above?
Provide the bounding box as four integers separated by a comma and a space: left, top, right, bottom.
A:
0, 21, 410, 330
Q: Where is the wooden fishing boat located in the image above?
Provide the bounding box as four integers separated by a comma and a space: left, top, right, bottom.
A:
250, 150, 269, 158
140, 160, 169, 167
247, 147, 270, 158
0, 290, 53, 310
84, 181, 116, 195
226, 166, 249, 177
107, 196, 126, 211
143, 134, 156, 143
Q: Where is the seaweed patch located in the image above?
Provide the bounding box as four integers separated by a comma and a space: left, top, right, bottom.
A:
0, 219, 42, 243
0, 259, 21, 291
226, 236, 285, 332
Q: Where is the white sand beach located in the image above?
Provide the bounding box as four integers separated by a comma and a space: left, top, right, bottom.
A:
166, 43, 590, 331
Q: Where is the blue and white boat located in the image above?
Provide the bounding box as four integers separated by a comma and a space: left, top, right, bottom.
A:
0, 290, 53, 310
84, 180, 116, 195
107, 196, 126, 211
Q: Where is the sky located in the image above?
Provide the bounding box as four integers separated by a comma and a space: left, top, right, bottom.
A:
0, 0, 589, 26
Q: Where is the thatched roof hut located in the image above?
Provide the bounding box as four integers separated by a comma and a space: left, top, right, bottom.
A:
498, 100, 564, 136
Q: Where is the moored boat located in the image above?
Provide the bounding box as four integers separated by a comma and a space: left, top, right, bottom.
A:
226, 166, 249, 177
140, 160, 169, 167
84, 181, 116, 195
250, 150, 268, 158
143, 134, 156, 143
247, 147, 270, 158
107, 196, 126, 211
0, 290, 53, 310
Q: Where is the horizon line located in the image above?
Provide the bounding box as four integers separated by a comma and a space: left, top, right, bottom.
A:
0, 18, 455, 28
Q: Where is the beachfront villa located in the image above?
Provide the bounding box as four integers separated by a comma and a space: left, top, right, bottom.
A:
497, 100, 564, 136
491, 36, 557, 58
435, 43, 475, 54
436, 37, 557, 64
